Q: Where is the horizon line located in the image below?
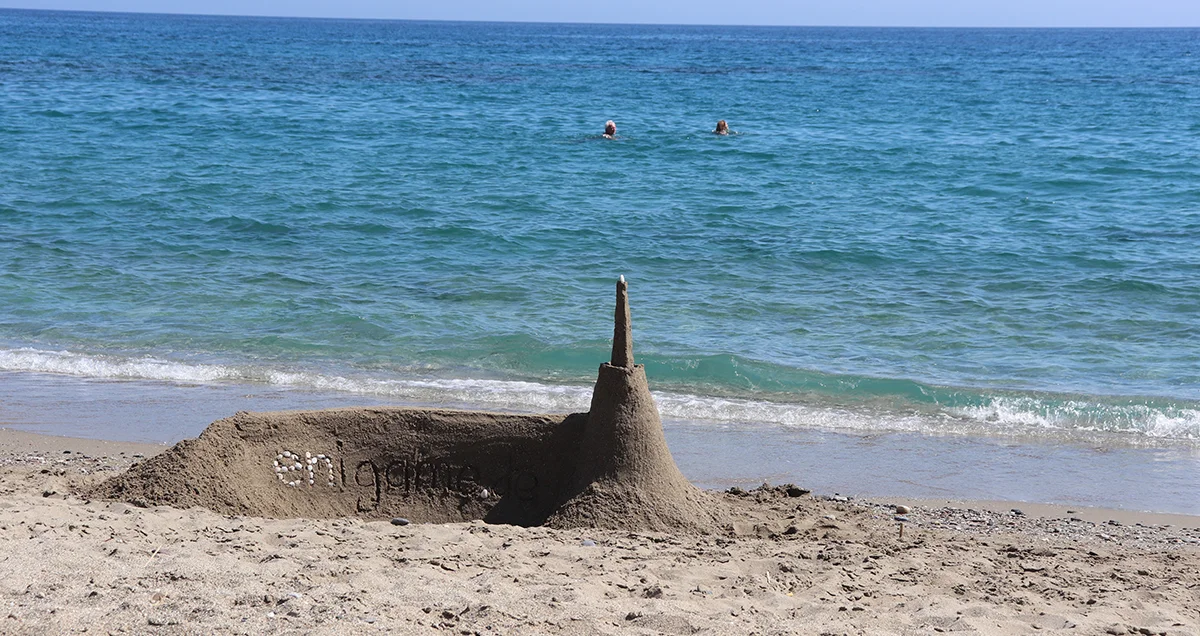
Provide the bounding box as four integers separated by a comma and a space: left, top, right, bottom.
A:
4, 7, 1200, 29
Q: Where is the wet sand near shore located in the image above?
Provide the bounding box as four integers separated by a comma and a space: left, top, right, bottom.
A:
2, 428, 1197, 635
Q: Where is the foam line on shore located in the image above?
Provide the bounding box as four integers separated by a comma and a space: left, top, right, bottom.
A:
1, 346, 1197, 442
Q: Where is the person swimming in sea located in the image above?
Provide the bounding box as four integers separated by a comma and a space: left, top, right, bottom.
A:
603, 120, 617, 139
714, 120, 730, 135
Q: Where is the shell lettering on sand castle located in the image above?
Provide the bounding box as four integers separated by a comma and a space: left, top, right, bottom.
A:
273, 450, 335, 487
94, 277, 730, 532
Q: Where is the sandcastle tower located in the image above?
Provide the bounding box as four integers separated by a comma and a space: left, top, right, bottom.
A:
546, 276, 725, 532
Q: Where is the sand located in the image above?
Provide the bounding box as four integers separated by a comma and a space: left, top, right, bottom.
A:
2, 428, 1197, 635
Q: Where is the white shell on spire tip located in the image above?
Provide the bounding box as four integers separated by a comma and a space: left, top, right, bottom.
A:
619, 275, 625, 283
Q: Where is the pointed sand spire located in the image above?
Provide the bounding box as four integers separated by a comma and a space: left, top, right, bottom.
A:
612, 275, 634, 367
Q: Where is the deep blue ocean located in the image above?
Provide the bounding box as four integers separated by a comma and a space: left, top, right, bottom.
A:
1, 10, 1199, 510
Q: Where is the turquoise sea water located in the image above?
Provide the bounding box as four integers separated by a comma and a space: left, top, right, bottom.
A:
2, 11, 1199, 510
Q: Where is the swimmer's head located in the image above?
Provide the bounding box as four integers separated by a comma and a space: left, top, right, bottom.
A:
715, 120, 729, 134
604, 120, 617, 137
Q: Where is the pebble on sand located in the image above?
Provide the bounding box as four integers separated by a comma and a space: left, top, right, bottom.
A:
895, 505, 911, 515
784, 485, 810, 497
390, 517, 410, 526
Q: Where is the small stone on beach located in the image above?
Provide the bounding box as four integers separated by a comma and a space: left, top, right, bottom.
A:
390, 517, 410, 526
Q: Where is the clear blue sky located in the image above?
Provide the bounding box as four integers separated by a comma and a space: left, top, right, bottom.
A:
4, 0, 1199, 27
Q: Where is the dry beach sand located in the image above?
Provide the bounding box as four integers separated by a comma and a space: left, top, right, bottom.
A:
1, 428, 1197, 636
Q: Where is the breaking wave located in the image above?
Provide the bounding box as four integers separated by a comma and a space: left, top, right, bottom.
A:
1, 347, 1196, 443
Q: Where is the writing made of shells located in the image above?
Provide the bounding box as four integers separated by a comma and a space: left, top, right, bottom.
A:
273, 450, 335, 488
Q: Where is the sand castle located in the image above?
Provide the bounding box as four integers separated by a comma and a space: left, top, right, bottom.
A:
96, 278, 726, 532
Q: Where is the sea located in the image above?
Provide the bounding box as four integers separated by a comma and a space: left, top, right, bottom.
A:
2, 9, 1198, 514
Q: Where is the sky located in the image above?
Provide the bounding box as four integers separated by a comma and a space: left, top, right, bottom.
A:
3, 0, 1200, 27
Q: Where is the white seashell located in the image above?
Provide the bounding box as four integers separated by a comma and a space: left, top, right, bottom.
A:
480, 488, 489, 498
288, 481, 295, 487
308, 479, 314, 485
306, 452, 311, 458
276, 454, 283, 460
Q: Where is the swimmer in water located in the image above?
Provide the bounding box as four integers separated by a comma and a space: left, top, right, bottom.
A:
714, 120, 730, 135
603, 120, 617, 139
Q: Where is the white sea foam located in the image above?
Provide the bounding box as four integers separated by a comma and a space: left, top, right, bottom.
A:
652, 392, 939, 434
0, 347, 241, 383
0, 347, 595, 413
947, 397, 1200, 440
1, 347, 1196, 442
